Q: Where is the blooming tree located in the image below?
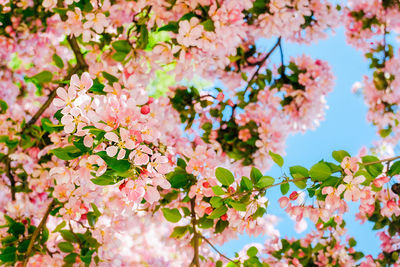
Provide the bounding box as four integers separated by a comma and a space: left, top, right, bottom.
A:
0, 0, 399, 266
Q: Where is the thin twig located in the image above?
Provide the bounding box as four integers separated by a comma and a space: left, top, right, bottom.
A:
200, 235, 235, 263
363, 155, 400, 166
231, 37, 281, 117
22, 199, 56, 267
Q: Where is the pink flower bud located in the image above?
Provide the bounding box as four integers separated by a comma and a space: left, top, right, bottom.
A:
141, 105, 150, 115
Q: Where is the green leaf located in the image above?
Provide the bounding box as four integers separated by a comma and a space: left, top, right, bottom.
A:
201, 19, 215, 31
17, 239, 30, 253
240, 176, 253, 191
215, 167, 234, 186
91, 203, 101, 217
59, 230, 78, 243
52, 221, 66, 233
210, 196, 223, 208
280, 183, 289, 195
250, 167, 263, 183
389, 161, 400, 176
41, 118, 63, 133
162, 208, 182, 223
30, 71, 53, 83
0, 99, 8, 114
102, 72, 119, 84
289, 166, 309, 179
58, 242, 74, 253
230, 202, 247, 212
0, 246, 16, 262
170, 226, 188, 239
214, 219, 228, 233
167, 168, 191, 189
96, 151, 130, 173
212, 186, 225, 196
290, 165, 309, 189
207, 206, 228, 219
309, 162, 331, 181
269, 151, 284, 167
256, 176, 275, 188
52, 54, 64, 68
293, 179, 307, 189
112, 40, 132, 53
91, 175, 117, 186
51, 146, 83, 160
362, 156, 383, 177
247, 246, 258, 257
64, 253, 78, 263
332, 150, 350, 163
177, 158, 187, 168
137, 26, 149, 49
8, 222, 25, 237
158, 21, 179, 33
198, 217, 214, 229
349, 237, 357, 247
112, 51, 128, 62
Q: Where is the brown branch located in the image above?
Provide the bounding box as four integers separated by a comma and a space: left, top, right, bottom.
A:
4, 157, 16, 201
190, 197, 200, 267
5, 36, 88, 200
231, 37, 281, 117
200, 235, 235, 263
22, 199, 56, 267
363, 155, 400, 166
23, 36, 87, 131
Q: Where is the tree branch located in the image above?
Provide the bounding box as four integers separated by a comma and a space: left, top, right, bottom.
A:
231, 37, 281, 117
4, 157, 15, 201
22, 199, 56, 267
22, 35, 87, 131
363, 155, 400, 166
200, 235, 235, 263
190, 197, 200, 267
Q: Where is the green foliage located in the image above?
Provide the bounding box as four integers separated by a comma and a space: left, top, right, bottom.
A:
309, 162, 331, 181
162, 208, 182, 223
215, 167, 235, 186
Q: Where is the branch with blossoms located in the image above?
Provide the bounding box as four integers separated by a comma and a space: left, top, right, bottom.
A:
1, 35, 88, 202
2, 0, 400, 266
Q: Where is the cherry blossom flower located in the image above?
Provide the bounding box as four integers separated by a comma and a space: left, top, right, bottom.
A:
105, 128, 136, 160
337, 175, 366, 202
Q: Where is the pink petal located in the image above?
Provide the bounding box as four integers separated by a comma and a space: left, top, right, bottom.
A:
117, 149, 126, 160
68, 87, 76, 99
83, 135, 93, 147
57, 87, 68, 100
70, 74, 79, 87
343, 175, 352, 184
61, 115, 73, 125
144, 186, 160, 204
354, 175, 365, 184
81, 72, 93, 90
105, 132, 119, 143
106, 146, 118, 157
135, 154, 149, 165
53, 98, 66, 107
120, 128, 129, 141
156, 164, 169, 174
64, 123, 75, 133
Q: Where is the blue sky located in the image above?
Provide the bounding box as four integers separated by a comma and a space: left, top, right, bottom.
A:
222, 27, 383, 258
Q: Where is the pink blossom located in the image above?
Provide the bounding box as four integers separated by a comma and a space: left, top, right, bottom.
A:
337, 175, 366, 202
105, 128, 136, 160
129, 145, 152, 165
70, 72, 93, 94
